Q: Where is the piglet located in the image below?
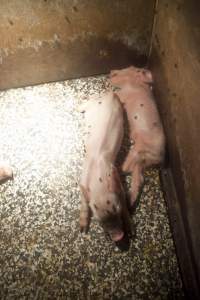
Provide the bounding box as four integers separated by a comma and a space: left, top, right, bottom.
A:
79, 91, 130, 242
110, 66, 165, 206
0, 165, 13, 183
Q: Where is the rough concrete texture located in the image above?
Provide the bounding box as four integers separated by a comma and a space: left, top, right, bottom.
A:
0, 0, 155, 89
0, 75, 184, 299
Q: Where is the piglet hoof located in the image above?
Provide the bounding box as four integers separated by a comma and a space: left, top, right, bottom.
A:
130, 198, 136, 208
0, 166, 13, 183
80, 224, 89, 234
127, 193, 138, 212
79, 218, 89, 234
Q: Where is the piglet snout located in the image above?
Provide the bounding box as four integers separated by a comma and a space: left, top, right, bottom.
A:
110, 230, 124, 242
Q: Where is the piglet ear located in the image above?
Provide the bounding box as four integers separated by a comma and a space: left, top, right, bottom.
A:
110, 69, 119, 78
107, 166, 123, 195
143, 69, 153, 84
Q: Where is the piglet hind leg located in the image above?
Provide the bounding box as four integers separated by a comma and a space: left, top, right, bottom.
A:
79, 185, 91, 233
122, 149, 140, 173
130, 163, 144, 207
0, 165, 13, 183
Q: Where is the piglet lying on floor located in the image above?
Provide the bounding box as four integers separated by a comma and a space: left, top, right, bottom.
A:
0, 165, 13, 183
110, 66, 165, 206
79, 91, 130, 242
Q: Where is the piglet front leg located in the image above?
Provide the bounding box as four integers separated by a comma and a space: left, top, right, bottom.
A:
79, 185, 91, 233
0, 165, 13, 183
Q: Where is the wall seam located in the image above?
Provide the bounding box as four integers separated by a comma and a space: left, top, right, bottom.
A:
147, 0, 159, 66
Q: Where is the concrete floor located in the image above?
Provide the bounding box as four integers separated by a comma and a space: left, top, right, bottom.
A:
0, 76, 184, 299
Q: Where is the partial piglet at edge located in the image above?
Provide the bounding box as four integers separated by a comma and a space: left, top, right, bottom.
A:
0, 165, 13, 183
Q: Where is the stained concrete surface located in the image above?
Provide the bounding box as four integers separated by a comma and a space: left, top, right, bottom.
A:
0, 0, 154, 89
0, 76, 184, 299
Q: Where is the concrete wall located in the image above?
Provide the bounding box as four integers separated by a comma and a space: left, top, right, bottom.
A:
150, 0, 200, 298
2, 0, 200, 297
0, 0, 155, 90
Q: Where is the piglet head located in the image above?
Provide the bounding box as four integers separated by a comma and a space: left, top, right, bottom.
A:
99, 193, 124, 242
110, 66, 153, 87
91, 166, 126, 242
